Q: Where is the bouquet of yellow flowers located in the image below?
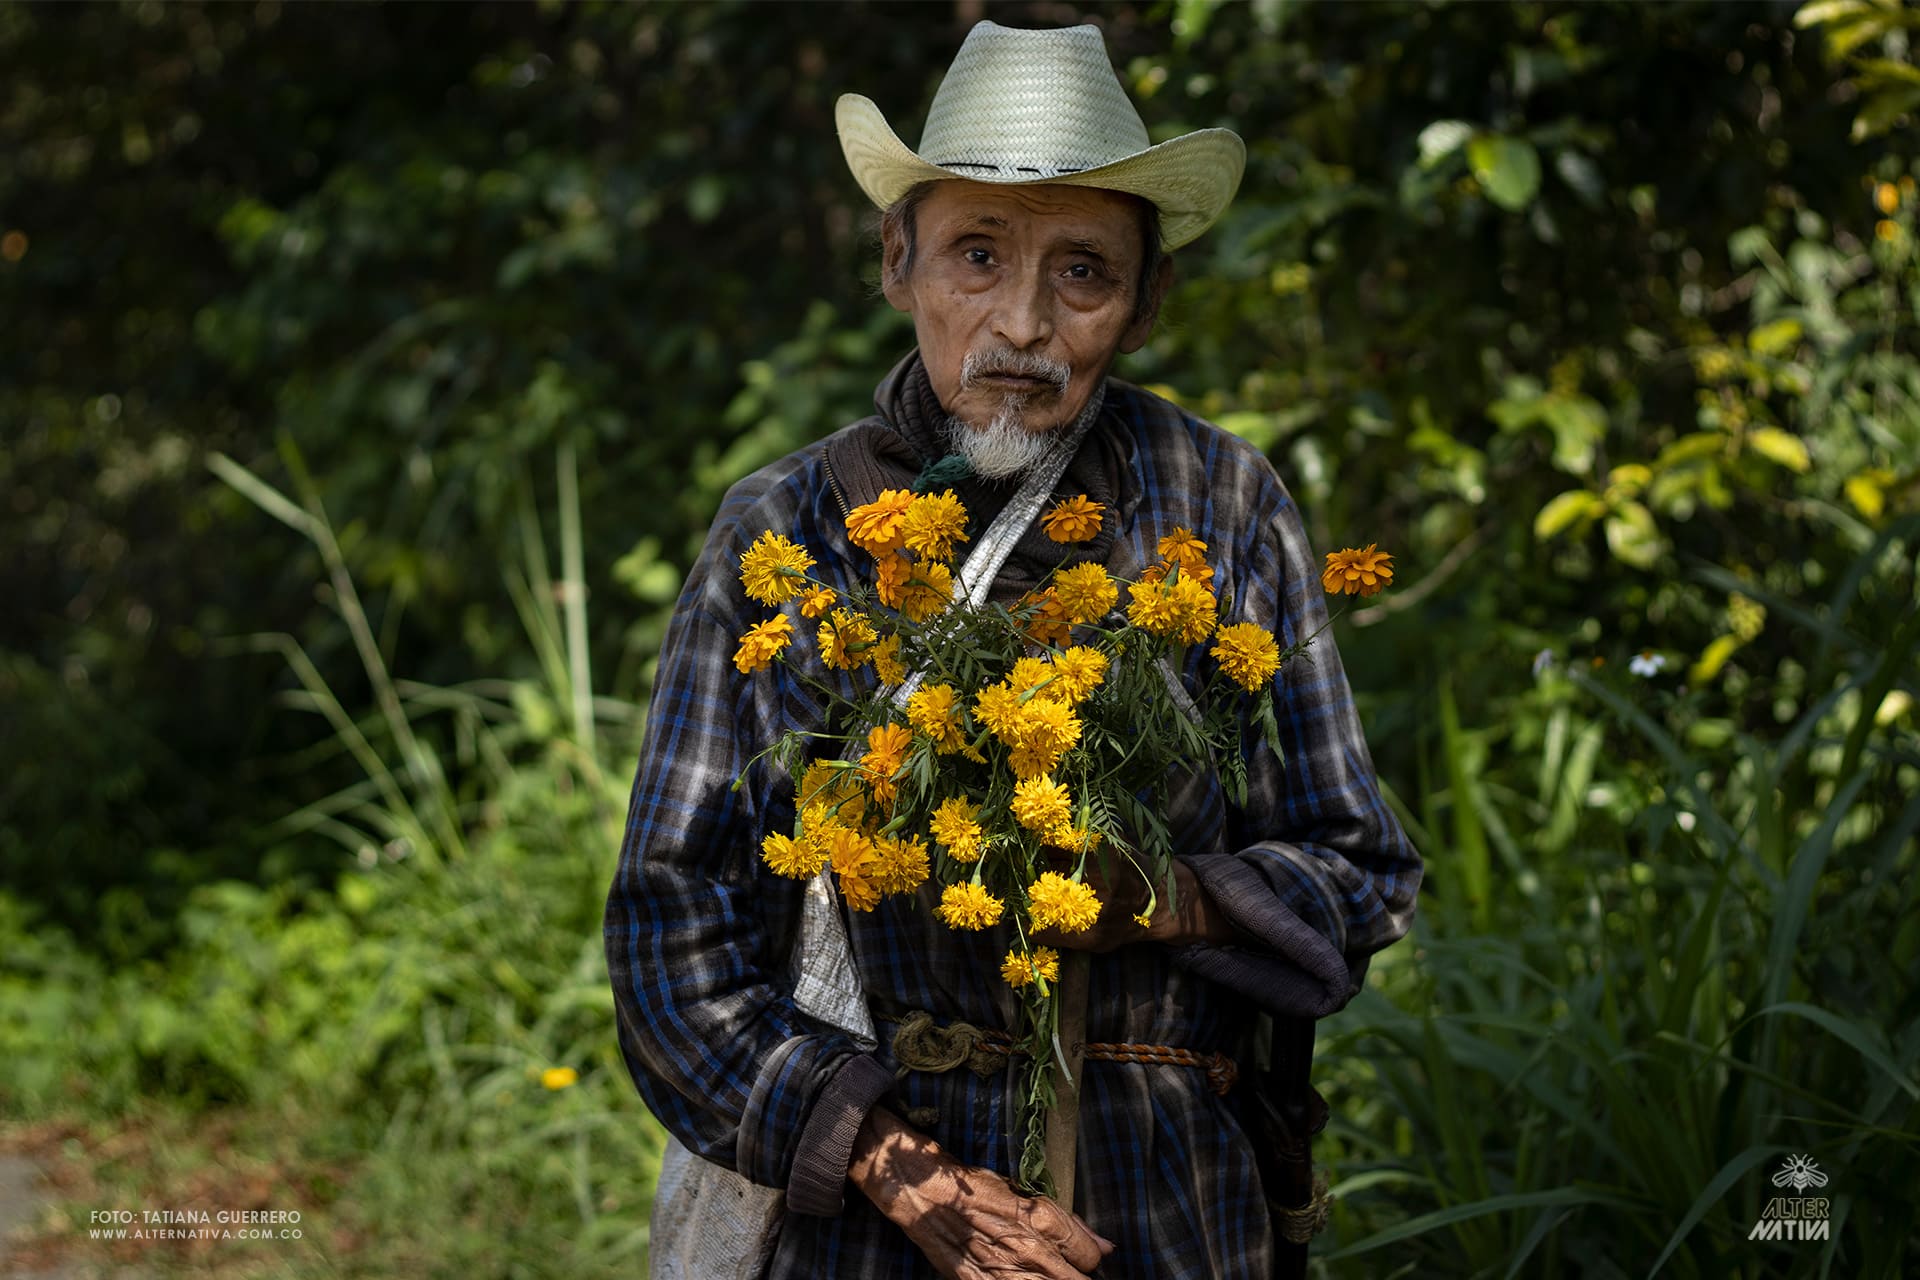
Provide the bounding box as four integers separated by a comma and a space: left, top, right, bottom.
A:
731, 485, 1390, 1196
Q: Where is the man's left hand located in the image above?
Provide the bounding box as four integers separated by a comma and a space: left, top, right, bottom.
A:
1031, 856, 1248, 953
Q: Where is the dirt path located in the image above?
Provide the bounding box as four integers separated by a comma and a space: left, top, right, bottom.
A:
0, 1151, 80, 1279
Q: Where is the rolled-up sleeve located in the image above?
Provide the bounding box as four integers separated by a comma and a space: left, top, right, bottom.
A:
604, 475, 890, 1215
1173, 471, 1423, 1018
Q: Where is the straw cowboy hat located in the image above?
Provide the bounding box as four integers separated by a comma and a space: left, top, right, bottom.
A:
836, 20, 1245, 251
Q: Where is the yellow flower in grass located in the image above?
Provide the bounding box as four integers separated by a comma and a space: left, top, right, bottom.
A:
929, 796, 985, 862
798, 585, 838, 619
1052, 562, 1118, 623
1157, 527, 1210, 574
818, 608, 878, 670
874, 834, 930, 896
738, 532, 815, 606
901, 560, 954, 622
1210, 622, 1282, 692
1010, 774, 1072, 834
1322, 544, 1394, 596
1041, 494, 1104, 543
875, 552, 912, 609
906, 683, 970, 755
827, 827, 883, 912
1127, 574, 1217, 644
761, 830, 828, 879
1026, 871, 1102, 933
871, 634, 907, 686
901, 490, 970, 562
936, 882, 1006, 931
1050, 646, 1108, 703
1001, 946, 1061, 989
845, 489, 915, 554
541, 1066, 579, 1091
733, 614, 795, 674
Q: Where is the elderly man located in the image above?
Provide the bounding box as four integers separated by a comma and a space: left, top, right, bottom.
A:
606, 20, 1421, 1280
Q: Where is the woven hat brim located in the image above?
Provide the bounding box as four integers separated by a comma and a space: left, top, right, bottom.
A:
836, 93, 1244, 252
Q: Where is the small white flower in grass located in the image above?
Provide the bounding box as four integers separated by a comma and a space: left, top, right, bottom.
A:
1629, 650, 1667, 678
1531, 649, 1554, 678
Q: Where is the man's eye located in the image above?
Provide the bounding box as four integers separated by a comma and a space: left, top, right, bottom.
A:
1065, 263, 1093, 279
965, 248, 992, 266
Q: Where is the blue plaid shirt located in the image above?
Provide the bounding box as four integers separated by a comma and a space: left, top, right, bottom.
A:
605, 376, 1421, 1278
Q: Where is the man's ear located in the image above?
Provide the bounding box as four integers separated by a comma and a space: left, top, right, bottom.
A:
879, 218, 912, 313
1118, 256, 1174, 353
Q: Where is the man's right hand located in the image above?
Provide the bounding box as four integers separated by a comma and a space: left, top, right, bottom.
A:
847, 1106, 1115, 1279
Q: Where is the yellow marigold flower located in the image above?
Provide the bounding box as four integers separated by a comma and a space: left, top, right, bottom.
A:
901, 560, 954, 622
1045, 821, 1101, 855
845, 488, 915, 555
1878, 219, 1901, 243
738, 531, 815, 606
1007, 656, 1055, 697
1157, 527, 1210, 574
541, 1066, 579, 1091
762, 830, 828, 879
974, 683, 1022, 737
1010, 775, 1072, 834
1210, 622, 1281, 692
798, 761, 861, 820
906, 683, 970, 755
798, 585, 838, 619
827, 827, 882, 912
1132, 911, 1152, 928
1050, 646, 1108, 703
875, 551, 912, 609
1127, 574, 1217, 643
871, 633, 907, 686
860, 722, 913, 805
1040, 494, 1104, 543
1001, 945, 1060, 988
1322, 544, 1394, 597
1020, 587, 1073, 647
818, 608, 878, 669
1027, 871, 1101, 933
1876, 181, 1900, 215
1052, 562, 1118, 623
901, 490, 970, 562
874, 834, 930, 896
732, 614, 795, 674
1011, 697, 1080, 759
929, 796, 984, 862
936, 882, 1006, 931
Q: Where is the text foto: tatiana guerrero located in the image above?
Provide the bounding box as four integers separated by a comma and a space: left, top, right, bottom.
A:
89, 1209, 304, 1225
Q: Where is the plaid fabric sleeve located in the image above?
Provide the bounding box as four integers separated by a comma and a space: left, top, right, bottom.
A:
603, 473, 890, 1214
1176, 467, 1423, 1018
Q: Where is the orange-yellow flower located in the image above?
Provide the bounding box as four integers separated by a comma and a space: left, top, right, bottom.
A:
1026, 871, 1101, 933
827, 827, 882, 912
1040, 494, 1104, 543
936, 882, 1005, 931
1210, 622, 1281, 691
929, 796, 984, 862
1001, 945, 1060, 988
1126, 573, 1217, 644
875, 552, 912, 609
901, 560, 953, 622
798, 586, 838, 619
738, 531, 815, 606
845, 489, 915, 555
860, 722, 913, 805
871, 633, 907, 686
732, 614, 795, 674
874, 834, 931, 896
1052, 562, 1118, 623
973, 683, 1022, 737
901, 490, 970, 562
761, 829, 828, 879
1157, 527, 1209, 574
1020, 587, 1072, 647
818, 608, 878, 669
1050, 646, 1108, 703
1322, 544, 1394, 596
906, 683, 970, 754
1010, 774, 1072, 834
541, 1066, 579, 1091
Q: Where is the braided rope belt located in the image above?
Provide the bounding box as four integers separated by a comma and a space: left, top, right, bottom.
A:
1272, 1169, 1332, 1243
885, 1009, 1240, 1096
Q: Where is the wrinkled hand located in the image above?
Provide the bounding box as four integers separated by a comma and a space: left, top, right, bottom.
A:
849, 1107, 1114, 1279
1031, 855, 1245, 953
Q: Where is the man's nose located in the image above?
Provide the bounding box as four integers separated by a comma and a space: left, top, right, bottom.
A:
990, 272, 1055, 350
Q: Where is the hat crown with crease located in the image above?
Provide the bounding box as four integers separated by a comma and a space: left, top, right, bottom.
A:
836, 20, 1245, 251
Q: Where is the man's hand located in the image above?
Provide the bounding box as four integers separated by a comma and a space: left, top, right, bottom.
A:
1032, 855, 1249, 953
848, 1106, 1114, 1279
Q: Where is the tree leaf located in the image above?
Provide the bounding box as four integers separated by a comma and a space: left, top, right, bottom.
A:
1466, 135, 1542, 211
1747, 427, 1812, 473
1534, 490, 1606, 540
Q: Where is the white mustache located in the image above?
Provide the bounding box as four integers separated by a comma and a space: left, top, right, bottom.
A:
959, 347, 1071, 394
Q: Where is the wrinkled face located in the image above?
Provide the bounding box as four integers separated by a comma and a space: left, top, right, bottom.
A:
881, 181, 1166, 439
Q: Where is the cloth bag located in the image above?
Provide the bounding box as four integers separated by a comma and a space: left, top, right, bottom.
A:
647, 420, 1097, 1278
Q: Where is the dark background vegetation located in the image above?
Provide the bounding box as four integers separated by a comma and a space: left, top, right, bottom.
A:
2, 1, 1915, 1276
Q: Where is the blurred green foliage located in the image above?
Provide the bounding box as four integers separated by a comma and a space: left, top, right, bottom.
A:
1, 0, 1915, 1275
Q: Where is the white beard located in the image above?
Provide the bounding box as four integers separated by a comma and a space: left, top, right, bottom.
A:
940, 389, 1106, 481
